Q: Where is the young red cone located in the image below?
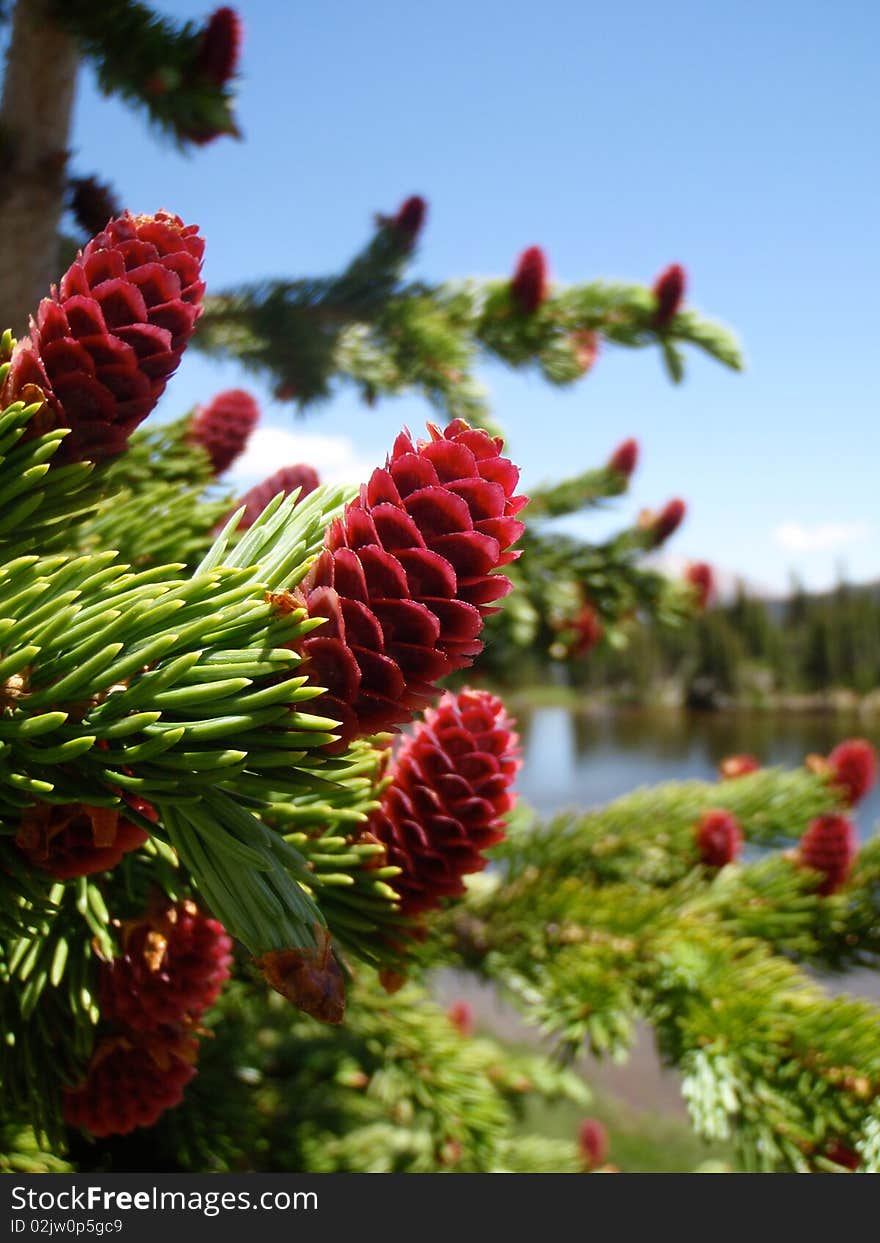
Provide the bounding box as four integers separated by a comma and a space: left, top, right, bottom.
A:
294, 419, 526, 749
642, 498, 686, 547
15, 800, 154, 879
100, 900, 233, 1032
826, 739, 878, 807
719, 754, 760, 780
695, 808, 743, 868
608, 438, 639, 479
194, 6, 242, 86
447, 1000, 474, 1037
233, 462, 320, 530
510, 246, 549, 314
368, 689, 520, 917
686, 562, 715, 609
190, 388, 259, 475
652, 263, 686, 327
3, 211, 205, 462
62, 1035, 197, 1137
567, 602, 603, 658
578, 1118, 609, 1170
391, 195, 427, 245
800, 814, 857, 895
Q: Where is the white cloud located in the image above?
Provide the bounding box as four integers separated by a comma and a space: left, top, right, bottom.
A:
229, 427, 375, 488
772, 520, 870, 553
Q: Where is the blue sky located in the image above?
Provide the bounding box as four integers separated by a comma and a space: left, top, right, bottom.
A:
57, 0, 880, 591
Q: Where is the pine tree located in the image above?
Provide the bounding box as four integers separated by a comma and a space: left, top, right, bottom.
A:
2, 1, 879, 1178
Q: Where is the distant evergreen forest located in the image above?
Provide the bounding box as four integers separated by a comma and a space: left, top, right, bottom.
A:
502, 579, 880, 708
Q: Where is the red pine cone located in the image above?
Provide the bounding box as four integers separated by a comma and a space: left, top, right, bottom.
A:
644, 498, 686, 547
447, 1000, 474, 1037
827, 739, 878, 807
800, 814, 857, 895
391, 195, 427, 244
62, 1034, 197, 1137
608, 438, 639, 478
685, 561, 714, 609
568, 602, 603, 658
3, 211, 205, 462
510, 246, 549, 314
15, 800, 154, 879
719, 754, 760, 780
194, 7, 242, 86
578, 1118, 609, 1170
190, 388, 259, 475
695, 808, 743, 868
100, 899, 233, 1031
368, 689, 520, 917
234, 462, 320, 530
295, 419, 526, 749
68, 176, 122, 239
652, 263, 686, 327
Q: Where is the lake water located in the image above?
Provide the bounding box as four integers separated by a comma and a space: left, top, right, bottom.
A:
515, 706, 880, 839
433, 707, 880, 1124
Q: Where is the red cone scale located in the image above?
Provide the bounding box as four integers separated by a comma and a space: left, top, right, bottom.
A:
368, 689, 520, 917
695, 808, 743, 868
800, 814, 857, 895
295, 420, 526, 749
190, 388, 259, 475
100, 900, 233, 1031
3, 212, 204, 462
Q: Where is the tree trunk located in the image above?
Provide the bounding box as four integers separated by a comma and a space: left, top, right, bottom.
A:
0, 0, 79, 334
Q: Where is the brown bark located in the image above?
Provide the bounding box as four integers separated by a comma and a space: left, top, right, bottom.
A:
0, 0, 79, 334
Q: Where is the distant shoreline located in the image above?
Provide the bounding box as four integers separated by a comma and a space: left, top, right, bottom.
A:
496, 682, 880, 719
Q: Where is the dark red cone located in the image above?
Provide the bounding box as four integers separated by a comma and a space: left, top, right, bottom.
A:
719, 754, 760, 780
686, 562, 714, 609
3, 212, 204, 462
800, 814, 857, 895
190, 388, 259, 475
652, 263, 686, 327
234, 462, 320, 530
62, 1034, 197, 1137
100, 899, 233, 1031
510, 246, 549, 314
578, 1118, 609, 1170
294, 420, 526, 749
68, 176, 122, 239
194, 7, 242, 86
826, 739, 878, 807
695, 808, 743, 868
368, 689, 520, 917
608, 438, 638, 478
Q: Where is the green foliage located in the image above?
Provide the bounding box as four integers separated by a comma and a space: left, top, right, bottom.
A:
195, 216, 742, 428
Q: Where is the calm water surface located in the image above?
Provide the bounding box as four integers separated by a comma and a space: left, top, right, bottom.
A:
515, 707, 880, 839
